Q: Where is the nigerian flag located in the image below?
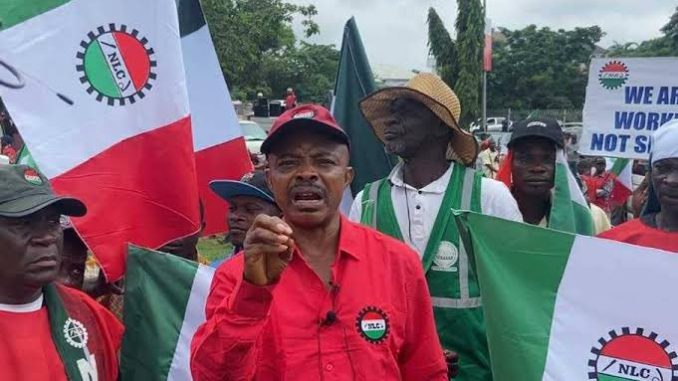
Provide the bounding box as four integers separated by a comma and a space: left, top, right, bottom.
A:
121, 246, 215, 380
456, 212, 678, 381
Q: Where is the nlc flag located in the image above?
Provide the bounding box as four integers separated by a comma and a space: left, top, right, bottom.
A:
456, 212, 678, 381
121, 245, 214, 380
178, 0, 252, 236
0, 0, 199, 280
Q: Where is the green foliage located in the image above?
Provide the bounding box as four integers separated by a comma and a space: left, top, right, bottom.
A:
201, 0, 333, 102
608, 7, 678, 57
661, 6, 678, 47
487, 25, 604, 110
261, 42, 339, 104
454, 0, 484, 127
427, 8, 458, 89
427, 2, 483, 128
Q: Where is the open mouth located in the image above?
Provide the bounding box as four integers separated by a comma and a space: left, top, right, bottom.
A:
291, 187, 325, 210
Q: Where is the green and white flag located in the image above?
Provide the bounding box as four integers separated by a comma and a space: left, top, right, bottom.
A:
121, 245, 215, 380
456, 212, 678, 381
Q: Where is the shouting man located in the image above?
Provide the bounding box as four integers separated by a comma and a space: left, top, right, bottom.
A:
0, 164, 123, 380
191, 105, 448, 380
350, 73, 522, 381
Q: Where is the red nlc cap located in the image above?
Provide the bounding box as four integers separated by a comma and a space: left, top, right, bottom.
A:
260, 104, 350, 154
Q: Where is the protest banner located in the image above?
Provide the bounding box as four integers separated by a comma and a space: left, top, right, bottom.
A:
581, 58, 678, 160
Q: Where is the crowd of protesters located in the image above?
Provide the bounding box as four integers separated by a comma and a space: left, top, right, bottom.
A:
1, 71, 677, 380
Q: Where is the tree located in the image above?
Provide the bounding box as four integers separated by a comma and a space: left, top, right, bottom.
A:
661, 6, 678, 47
427, 2, 483, 128
427, 8, 458, 90
201, 0, 326, 100
487, 25, 604, 110
454, 0, 484, 127
261, 42, 339, 104
607, 7, 678, 57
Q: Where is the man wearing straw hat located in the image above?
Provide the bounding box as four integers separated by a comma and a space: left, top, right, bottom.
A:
349, 73, 522, 381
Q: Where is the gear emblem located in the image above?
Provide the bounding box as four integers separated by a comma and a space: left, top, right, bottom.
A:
356, 306, 389, 344
63, 318, 89, 349
76, 24, 157, 106
588, 327, 678, 381
598, 60, 629, 90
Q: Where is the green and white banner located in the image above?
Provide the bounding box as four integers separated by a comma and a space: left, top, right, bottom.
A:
456, 212, 678, 381
121, 245, 214, 380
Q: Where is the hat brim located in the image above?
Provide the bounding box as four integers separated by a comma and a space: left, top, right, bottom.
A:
0, 194, 87, 218
209, 180, 275, 204
261, 119, 349, 155
359, 87, 478, 166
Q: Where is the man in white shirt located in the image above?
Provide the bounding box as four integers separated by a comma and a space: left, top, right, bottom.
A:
349, 73, 521, 381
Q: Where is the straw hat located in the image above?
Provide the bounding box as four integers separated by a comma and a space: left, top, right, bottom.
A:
359, 73, 478, 166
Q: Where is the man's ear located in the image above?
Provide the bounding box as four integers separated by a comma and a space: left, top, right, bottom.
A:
345, 166, 355, 188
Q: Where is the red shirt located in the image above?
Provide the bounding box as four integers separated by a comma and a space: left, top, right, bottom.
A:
285, 94, 297, 110
190, 216, 446, 380
598, 218, 678, 253
0, 286, 124, 381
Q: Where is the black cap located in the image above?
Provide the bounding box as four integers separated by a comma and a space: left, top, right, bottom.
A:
508, 117, 564, 149
0, 164, 86, 217
209, 170, 276, 204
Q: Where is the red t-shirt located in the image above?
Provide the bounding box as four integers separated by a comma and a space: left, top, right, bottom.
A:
0, 286, 124, 381
191, 216, 447, 380
285, 94, 297, 110
598, 218, 678, 253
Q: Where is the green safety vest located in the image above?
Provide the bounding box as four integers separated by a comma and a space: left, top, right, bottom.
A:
360, 164, 492, 381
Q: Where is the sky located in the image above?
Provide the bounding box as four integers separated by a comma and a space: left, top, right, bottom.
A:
288, 0, 676, 71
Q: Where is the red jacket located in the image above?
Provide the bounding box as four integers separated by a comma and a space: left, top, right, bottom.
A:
191, 216, 447, 380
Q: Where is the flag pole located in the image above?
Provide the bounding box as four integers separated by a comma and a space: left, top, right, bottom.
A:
482, 0, 487, 132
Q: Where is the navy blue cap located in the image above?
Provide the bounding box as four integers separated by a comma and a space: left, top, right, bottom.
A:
209, 170, 275, 204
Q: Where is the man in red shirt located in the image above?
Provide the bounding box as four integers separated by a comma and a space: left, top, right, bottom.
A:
0, 164, 123, 380
191, 105, 448, 380
599, 120, 678, 252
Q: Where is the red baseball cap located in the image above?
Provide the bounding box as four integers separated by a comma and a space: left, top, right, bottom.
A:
261, 104, 350, 154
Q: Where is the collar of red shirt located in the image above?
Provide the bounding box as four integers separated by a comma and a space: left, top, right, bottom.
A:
291, 215, 362, 261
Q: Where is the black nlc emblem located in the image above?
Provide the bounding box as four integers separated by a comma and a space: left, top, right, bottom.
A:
77, 24, 156, 106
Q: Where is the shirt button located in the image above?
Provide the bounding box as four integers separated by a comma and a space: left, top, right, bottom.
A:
416, 205, 421, 210
418, 190, 422, 194
325, 363, 334, 371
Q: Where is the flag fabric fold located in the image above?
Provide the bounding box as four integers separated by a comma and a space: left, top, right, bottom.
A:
483, 18, 493, 72
332, 17, 396, 210
455, 211, 678, 381
120, 245, 215, 381
0, 0, 200, 280
608, 157, 633, 206
178, 0, 252, 235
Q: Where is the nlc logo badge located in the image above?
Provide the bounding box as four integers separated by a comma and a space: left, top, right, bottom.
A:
588, 327, 678, 381
598, 60, 629, 91
356, 306, 389, 344
77, 24, 156, 106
